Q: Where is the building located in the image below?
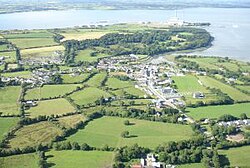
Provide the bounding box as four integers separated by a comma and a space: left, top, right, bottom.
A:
193, 92, 205, 99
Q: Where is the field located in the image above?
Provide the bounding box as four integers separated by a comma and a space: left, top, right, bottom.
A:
186, 103, 250, 120
67, 116, 194, 149
0, 51, 16, 63
0, 86, 21, 115
198, 76, 250, 102
0, 118, 18, 141
3, 31, 54, 39
75, 48, 108, 63
0, 153, 39, 168
46, 150, 113, 168
69, 87, 112, 106
172, 75, 218, 104
177, 163, 205, 168
2, 71, 32, 79
62, 73, 90, 84
57, 114, 85, 129
85, 72, 107, 87
7, 38, 57, 49
106, 77, 132, 89
8, 121, 63, 149
219, 146, 250, 167
20, 45, 64, 58
235, 85, 250, 94
25, 84, 81, 100
25, 98, 75, 118
60, 30, 110, 41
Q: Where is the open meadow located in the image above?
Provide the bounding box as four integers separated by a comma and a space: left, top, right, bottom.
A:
75, 48, 108, 63
85, 72, 107, 87
0, 86, 21, 116
25, 84, 81, 100
56, 114, 85, 129
25, 98, 75, 118
186, 103, 250, 120
0, 118, 18, 141
8, 121, 63, 149
0, 153, 39, 168
219, 146, 250, 167
66, 116, 194, 149
61, 73, 91, 84
46, 150, 114, 168
198, 76, 250, 102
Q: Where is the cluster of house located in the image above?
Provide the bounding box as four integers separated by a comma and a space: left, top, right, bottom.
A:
131, 154, 176, 168
218, 119, 250, 128
0, 56, 6, 65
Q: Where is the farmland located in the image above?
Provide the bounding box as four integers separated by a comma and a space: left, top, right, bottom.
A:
25, 84, 81, 100
198, 76, 250, 102
0, 86, 21, 116
57, 114, 85, 129
2, 71, 32, 79
7, 38, 57, 49
46, 150, 113, 168
85, 72, 107, 87
66, 116, 194, 149
25, 98, 75, 118
186, 103, 250, 120
8, 121, 63, 149
69, 87, 112, 106
75, 48, 108, 63
0, 118, 19, 141
0, 153, 39, 168
61, 73, 91, 84
219, 146, 250, 167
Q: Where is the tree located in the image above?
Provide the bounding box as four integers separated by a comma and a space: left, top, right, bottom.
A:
240, 113, 248, 120
124, 120, 130, 126
121, 131, 129, 138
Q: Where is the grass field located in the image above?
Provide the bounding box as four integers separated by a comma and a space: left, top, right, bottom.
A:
0, 51, 16, 63
177, 163, 205, 168
235, 85, 250, 94
21, 45, 64, 58
46, 150, 113, 168
57, 114, 85, 129
183, 57, 220, 70
3, 31, 54, 39
106, 77, 132, 89
61, 30, 109, 41
26, 98, 75, 118
2, 71, 32, 79
25, 84, 81, 100
219, 146, 250, 167
186, 103, 250, 120
8, 38, 57, 49
198, 76, 250, 102
8, 121, 63, 149
172, 75, 218, 104
75, 48, 108, 63
0, 86, 21, 115
62, 73, 90, 84
0, 153, 39, 168
67, 116, 194, 149
0, 118, 18, 141
85, 72, 107, 87
70, 87, 112, 106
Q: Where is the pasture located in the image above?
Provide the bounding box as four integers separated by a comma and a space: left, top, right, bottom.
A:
8, 121, 63, 149
85, 72, 107, 87
235, 85, 250, 94
20, 45, 64, 58
219, 146, 250, 167
7, 38, 57, 49
2, 71, 32, 79
0, 86, 21, 116
198, 76, 250, 102
57, 114, 85, 129
0, 153, 39, 168
46, 150, 113, 168
186, 103, 250, 120
0, 118, 18, 141
0, 51, 16, 63
66, 116, 194, 149
75, 48, 108, 63
25, 84, 81, 100
26, 98, 75, 118
69, 87, 112, 106
61, 73, 90, 84
178, 163, 205, 168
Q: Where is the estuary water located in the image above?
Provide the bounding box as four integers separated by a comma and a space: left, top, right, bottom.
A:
0, 8, 249, 61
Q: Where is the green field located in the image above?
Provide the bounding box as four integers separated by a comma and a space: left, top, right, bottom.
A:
183, 57, 220, 70
0, 86, 21, 115
235, 85, 250, 94
26, 98, 75, 118
75, 48, 108, 63
3, 31, 54, 39
0, 153, 39, 168
172, 75, 218, 104
67, 116, 194, 149
186, 103, 250, 120
57, 114, 85, 129
46, 150, 113, 168
0, 118, 18, 141
25, 84, 81, 100
106, 77, 132, 89
85, 72, 107, 87
219, 146, 250, 167
21, 45, 64, 58
8, 38, 57, 49
8, 121, 63, 149
62, 73, 90, 84
2, 71, 32, 79
177, 163, 205, 168
198, 76, 250, 102
70, 87, 112, 106
0, 51, 16, 63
